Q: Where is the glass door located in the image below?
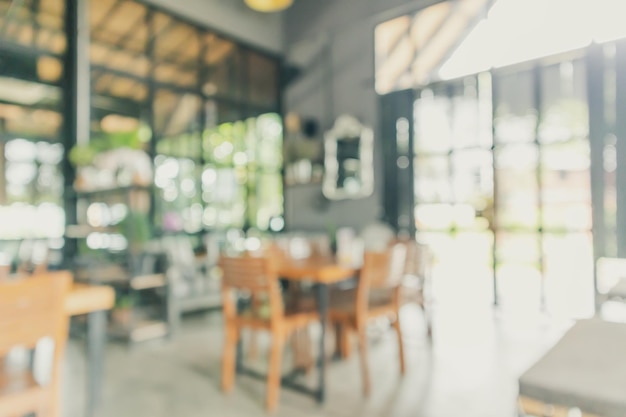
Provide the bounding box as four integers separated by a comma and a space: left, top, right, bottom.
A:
414, 75, 494, 308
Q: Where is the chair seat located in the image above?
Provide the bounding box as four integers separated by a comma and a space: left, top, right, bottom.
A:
232, 295, 319, 332
519, 319, 626, 417
0, 370, 47, 416
329, 288, 396, 323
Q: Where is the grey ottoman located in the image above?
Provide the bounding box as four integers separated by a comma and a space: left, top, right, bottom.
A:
519, 319, 626, 417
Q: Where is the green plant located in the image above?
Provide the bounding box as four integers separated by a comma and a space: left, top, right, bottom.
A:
69, 145, 98, 167
69, 129, 144, 167
119, 210, 152, 251
115, 294, 134, 309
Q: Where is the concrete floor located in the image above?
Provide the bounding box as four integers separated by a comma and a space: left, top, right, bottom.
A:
62, 294, 573, 417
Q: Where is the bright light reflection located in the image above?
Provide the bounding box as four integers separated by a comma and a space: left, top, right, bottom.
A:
6, 139, 36, 162
245, 237, 262, 252
269, 217, 285, 232
440, 0, 626, 80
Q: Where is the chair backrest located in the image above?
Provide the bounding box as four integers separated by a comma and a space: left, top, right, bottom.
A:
360, 243, 407, 290
0, 271, 71, 357
219, 253, 283, 319
354, 244, 406, 318
16, 239, 49, 275
399, 239, 432, 279
219, 254, 276, 291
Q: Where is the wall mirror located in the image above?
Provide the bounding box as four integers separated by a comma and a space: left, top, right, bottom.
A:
323, 115, 374, 200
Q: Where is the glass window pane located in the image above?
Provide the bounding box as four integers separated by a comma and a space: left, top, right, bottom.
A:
414, 90, 452, 153
496, 232, 540, 264
153, 13, 199, 88
496, 263, 542, 313
153, 90, 201, 137
90, 1, 149, 78
494, 70, 537, 144
496, 232, 542, 312
541, 140, 591, 231
93, 73, 148, 102
415, 156, 451, 203
543, 232, 594, 318
252, 173, 283, 231
415, 203, 454, 231
250, 113, 283, 171
450, 76, 493, 149
204, 35, 244, 99
495, 144, 539, 229
201, 166, 246, 229
203, 119, 246, 167
452, 149, 492, 204
418, 231, 493, 306
539, 60, 588, 143
248, 52, 278, 108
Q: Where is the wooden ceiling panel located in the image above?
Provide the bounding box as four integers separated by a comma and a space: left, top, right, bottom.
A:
108, 76, 142, 99
17, 25, 34, 45
0, 105, 62, 138
94, 8, 142, 44
124, 24, 147, 53
94, 73, 115, 93
204, 35, 235, 66
39, 0, 64, 19
89, 0, 117, 28
152, 12, 171, 35
37, 13, 63, 31
132, 84, 147, 101
37, 55, 63, 82
155, 23, 199, 64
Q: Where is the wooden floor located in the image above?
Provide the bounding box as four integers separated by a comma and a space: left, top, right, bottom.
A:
61, 297, 572, 417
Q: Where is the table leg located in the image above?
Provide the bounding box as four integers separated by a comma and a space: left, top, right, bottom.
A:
236, 297, 245, 373
316, 283, 329, 403
86, 310, 106, 417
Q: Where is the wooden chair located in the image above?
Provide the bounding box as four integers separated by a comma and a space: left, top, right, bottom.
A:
397, 238, 433, 337
329, 243, 407, 396
16, 239, 49, 276
220, 253, 319, 411
0, 271, 72, 417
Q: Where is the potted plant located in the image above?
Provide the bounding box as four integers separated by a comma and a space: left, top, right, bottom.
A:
111, 295, 133, 328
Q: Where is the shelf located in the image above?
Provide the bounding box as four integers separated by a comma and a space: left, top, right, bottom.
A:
71, 184, 152, 197
75, 267, 166, 291
109, 319, 169, 343
66, 225, 119, 238
130, 273, 166, 290
74, 264, 129, 285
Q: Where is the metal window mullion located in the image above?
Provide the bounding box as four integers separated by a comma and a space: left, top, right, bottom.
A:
586, 43, 607, 306
615, 39, 626, 257
533, 65, 547, 312
490, 70, 499, 305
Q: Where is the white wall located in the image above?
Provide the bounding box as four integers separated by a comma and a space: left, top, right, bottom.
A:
283, 0, 434, 231
143, 0, 284, 53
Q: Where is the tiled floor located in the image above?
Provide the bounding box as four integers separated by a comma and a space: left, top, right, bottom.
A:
63, 296, 572, 417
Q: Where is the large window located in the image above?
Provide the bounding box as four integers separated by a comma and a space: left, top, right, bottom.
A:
377, 0, 624, 318
375, 0, 626, 94
0, 0, 66, 243
88, 0, 283, 239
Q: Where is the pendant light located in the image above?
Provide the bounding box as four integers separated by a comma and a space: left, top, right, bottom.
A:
245, 0, 293, 12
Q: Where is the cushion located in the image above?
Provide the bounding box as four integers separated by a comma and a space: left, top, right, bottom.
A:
518, 319, 626, 417
607, 278, 626, 299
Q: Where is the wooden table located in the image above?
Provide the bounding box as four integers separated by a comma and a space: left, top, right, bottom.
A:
235, 256, 357, 404
66, 284, 115, 417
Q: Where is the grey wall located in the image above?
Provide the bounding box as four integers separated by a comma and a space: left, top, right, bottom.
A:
143, 0, 283, 53
283, 0, 433, 231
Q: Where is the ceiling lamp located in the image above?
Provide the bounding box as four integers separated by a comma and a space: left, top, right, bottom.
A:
245, 0, 293, 12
